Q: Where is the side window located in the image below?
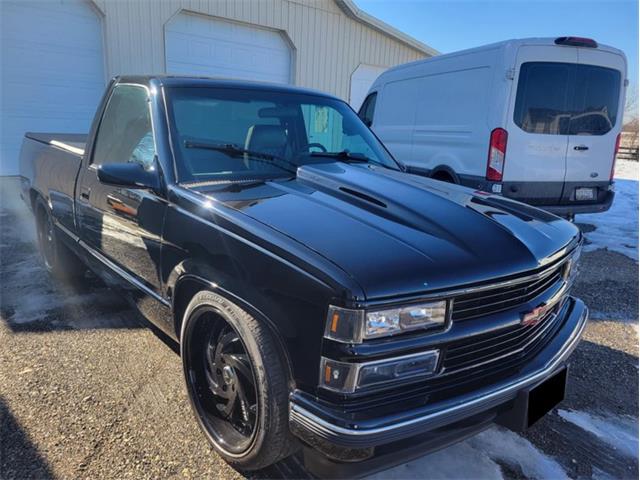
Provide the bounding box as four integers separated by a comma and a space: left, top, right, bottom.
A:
92, 85, 155, 169
358, 92, 377, 127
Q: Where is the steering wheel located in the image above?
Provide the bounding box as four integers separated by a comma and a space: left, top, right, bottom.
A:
304, 143, 327, 153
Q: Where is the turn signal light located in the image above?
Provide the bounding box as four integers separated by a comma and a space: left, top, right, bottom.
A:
320, 351, 440, 393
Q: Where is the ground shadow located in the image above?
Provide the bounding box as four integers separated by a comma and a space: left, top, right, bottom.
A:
0, 396, 54, 479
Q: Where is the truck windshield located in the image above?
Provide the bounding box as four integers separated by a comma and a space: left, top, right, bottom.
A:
513, 62, 621, 136
166, 87, 399, 183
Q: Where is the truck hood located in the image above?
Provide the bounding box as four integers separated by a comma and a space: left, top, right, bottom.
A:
189, 163, 580, 300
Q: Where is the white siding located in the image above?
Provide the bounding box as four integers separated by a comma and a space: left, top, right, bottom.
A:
91, 0, 427, 100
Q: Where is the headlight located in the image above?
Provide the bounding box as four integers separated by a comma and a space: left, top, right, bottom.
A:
324, 301, 449, 343
320, 350, 440, 393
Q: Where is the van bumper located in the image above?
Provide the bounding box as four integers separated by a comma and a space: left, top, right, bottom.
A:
541, 190, 615, 216
289, 297, 588, 478
461, 176, 615, 216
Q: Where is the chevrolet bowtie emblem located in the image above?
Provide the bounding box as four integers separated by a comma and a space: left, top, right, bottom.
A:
521, 304, 550, 326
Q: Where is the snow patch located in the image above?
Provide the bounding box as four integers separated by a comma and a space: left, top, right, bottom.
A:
577, 160, 638, 262
557, 409, 638, 459
369, 426, 567, 479
614, 159, 640, 180
578, 179, 638, 261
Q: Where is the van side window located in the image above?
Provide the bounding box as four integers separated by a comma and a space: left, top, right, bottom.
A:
514, 62, 620, 136
92, 85, 156, 169
358, 92, 377, 127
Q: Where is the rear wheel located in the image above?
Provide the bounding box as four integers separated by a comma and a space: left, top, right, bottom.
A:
181, 291, 294, 470
431, 171, 455, 183
35, 200, 84, 280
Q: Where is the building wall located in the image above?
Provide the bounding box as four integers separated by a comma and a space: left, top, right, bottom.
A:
90, 0, 427, 100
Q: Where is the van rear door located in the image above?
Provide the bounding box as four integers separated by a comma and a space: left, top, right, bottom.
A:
505, 45, 578, 204
564, 49, 624, 188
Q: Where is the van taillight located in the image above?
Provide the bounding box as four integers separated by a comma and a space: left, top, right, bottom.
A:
610, 133, 621, 181
486, 128, 508, 181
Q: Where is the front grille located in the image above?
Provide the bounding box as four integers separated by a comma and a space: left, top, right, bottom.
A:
451, 262, 566, 321
443, 302, 563, 373
329, 300, 568, 416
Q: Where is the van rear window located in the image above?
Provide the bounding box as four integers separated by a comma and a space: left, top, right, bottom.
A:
514, 62, 621, 136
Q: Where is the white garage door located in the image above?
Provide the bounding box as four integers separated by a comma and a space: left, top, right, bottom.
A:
0, 0, 105, 176
165, 13, 292, 85
350, 64, 388, 110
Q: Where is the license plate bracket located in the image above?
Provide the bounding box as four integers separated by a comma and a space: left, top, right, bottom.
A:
575, 187, 596, 201
496, 367, 568, 431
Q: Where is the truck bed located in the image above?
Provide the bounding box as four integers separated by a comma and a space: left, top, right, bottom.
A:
25, 132, 87, 156
20, 132, 87, 234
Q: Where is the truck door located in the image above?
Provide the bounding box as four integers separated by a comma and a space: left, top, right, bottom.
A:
505, 45, 578, 204
563, 49, 625, 195
76, 84, 166, 298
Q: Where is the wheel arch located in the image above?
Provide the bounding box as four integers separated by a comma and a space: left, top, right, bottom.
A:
430, 165, 460, 184
170, 269, 296, 388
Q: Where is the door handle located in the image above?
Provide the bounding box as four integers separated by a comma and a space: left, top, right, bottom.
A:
80, 187, 91, 200
573, 145, 589, 151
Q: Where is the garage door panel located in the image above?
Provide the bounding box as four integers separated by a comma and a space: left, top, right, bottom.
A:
350, 64, 388, 110
0, 0, 105, 175
165, 12, 292, 85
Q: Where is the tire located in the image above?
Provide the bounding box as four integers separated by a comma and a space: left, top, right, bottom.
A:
180, 290, 295, 470
35, 199, 85, 281
431, 171, 455, 184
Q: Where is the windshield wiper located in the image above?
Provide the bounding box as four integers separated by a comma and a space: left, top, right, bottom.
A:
184, 140, 298, 174
309, 150, 385, 167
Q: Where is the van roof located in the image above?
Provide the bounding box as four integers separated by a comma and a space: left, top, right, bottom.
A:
379, 37, 626, 77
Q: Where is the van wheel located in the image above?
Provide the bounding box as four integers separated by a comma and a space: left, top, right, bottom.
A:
35, 200, 85, 280
181, 291, 295, 470
431, 171, 455, 183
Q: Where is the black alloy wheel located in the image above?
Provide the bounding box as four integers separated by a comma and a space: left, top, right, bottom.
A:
181, 291, 294, 470
184, 307, 259, 456
37, 208, 56, 271
35, 201, 84, 280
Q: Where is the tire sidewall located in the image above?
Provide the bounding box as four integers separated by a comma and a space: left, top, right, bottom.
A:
180, 291, 281, 468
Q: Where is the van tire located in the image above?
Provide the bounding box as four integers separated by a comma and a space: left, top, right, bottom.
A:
431, 171, 456, 183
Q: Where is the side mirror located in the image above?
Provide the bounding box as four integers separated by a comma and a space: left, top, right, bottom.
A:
97, 162, 161, 191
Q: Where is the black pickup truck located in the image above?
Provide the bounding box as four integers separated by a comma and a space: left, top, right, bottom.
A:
20, 76, 587, 477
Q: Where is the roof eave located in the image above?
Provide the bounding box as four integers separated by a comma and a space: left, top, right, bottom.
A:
334, 0, 439, 57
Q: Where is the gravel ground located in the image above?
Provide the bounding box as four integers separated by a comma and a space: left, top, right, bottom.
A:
0, 176, 637, 480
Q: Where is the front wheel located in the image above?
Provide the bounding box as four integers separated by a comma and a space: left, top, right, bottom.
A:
180, 291, 295, 470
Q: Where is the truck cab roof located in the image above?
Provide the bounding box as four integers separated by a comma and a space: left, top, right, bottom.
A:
114, 75, 341, 101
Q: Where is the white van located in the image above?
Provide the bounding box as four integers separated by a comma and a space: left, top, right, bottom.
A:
359, 37, 627, 216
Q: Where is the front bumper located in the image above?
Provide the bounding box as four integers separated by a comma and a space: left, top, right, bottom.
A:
289, 297, 588, 477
